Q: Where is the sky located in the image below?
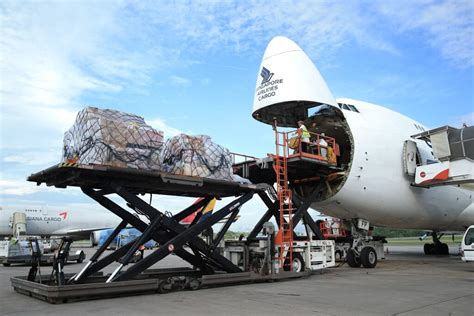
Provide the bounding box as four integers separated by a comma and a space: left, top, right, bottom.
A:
0, 0, 473, 231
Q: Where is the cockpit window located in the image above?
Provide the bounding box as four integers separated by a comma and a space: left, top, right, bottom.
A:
337, 103, 359, 113
347, 104, 359, 113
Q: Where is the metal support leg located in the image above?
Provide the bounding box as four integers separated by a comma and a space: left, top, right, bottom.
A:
114, 186, 249, 276
80, 187, 210, 281
27, 238, 42, 282
51, 237, 73, 285
248, 202, 279, 240
302, 212, 324, 240
121, 215, 162, 265
258, 191, 281, 226
106, 215, 164, 282
247, 191, 281, 240
71, 220, 128, 283
291, 183, 325, 240
114, 192, 254, 281
291, 183, 323, 226
211, 207, 240, 250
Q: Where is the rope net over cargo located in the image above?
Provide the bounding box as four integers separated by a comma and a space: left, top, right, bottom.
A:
62, 107, 163, 170
161, 134, 233, 180
62, 107, 240, 182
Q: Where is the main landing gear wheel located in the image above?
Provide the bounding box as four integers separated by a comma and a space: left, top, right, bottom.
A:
424, 243, 449, 255
423, 243, 433, 255
346, 249, 361, 268
440, 243, 449, 255
360, 247, 377, 268
284, 253, 305, 273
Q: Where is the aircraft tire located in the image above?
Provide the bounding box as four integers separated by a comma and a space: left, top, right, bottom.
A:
440, 243, 449, 255
360, 247, 377, 268
77, 251, 85, 264
335, 250, 343, 261
424, 243, 433, 255
346, 249, 361, 268
90, 233, 95, 247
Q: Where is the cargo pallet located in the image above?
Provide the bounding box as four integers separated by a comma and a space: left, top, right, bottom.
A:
12, 164, 330, 303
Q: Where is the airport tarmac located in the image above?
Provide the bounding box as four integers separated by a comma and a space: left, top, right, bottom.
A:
0, 245, 472, 316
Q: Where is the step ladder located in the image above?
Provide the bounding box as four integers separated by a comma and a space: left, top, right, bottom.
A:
273, 123, 294, 270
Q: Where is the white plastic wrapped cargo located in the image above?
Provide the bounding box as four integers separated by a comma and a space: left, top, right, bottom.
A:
160, 134, 234, 180
62, 107, 164, 170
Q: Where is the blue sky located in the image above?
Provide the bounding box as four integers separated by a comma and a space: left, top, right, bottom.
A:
1, 1, 473, 230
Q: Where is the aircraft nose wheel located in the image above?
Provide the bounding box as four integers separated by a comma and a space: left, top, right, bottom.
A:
347, 247, 377, 268
360, 247, 377, 268
346, 249, 361, 267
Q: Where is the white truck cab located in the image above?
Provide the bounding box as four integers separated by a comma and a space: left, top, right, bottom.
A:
461, 225, 474, 262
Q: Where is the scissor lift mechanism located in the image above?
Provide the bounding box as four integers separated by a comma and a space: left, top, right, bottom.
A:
11, 164, 328, 303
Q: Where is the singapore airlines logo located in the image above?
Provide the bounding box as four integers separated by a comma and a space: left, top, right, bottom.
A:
260, 67, 274, 84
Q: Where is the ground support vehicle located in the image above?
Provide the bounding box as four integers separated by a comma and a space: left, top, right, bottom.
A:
461, 225, 474, 262
0, 236, 85, 266
11, 163, 335, 303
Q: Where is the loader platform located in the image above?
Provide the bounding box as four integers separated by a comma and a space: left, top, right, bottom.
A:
14, 163, 333, 303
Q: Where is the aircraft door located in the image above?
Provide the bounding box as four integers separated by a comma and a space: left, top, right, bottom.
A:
403, 140, 420, 177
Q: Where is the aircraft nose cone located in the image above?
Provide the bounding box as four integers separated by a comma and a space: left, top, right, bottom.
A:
252, 36, 338, 127
262, 36, 303, 60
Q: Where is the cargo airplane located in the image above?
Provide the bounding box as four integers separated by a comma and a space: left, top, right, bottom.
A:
251, 36, 474, 265
0, 206, 121, 243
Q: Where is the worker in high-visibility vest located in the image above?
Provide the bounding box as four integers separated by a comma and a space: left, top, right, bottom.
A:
297, 120, 311, 152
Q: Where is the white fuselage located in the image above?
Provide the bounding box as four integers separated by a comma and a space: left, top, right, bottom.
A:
0, 206, 121, 238
252, 36, 474, 233
312, 98, 474, 231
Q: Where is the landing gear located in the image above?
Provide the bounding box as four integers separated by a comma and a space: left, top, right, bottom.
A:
344, 219, 384, 269
346, 249, 361, 267
423, 232, 449, 255
360, 247, 377, 268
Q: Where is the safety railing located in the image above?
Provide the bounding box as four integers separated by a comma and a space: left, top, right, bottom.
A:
230, 152, 258, 165
286, 129, 337, 164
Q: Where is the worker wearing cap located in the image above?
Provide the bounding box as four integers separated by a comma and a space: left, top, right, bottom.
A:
297, 120, 311, 152
318, 133, 328, 158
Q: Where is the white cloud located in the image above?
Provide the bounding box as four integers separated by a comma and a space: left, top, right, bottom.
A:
3, 149, 60, 166
0, 1, 158, 151
0, 179, 55, 195
169, 75, 192, 87
450, 112, 474, 127
147, 118, 185, 137
374, 0, 474, 68
138, 1, 398, 59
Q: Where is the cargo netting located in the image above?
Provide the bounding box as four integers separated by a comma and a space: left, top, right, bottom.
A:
62, 107, 244, 182
62, 107, 163, 170
160, 134, 233, 180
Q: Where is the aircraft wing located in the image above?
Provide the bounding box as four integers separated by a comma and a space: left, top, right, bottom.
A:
51, 227, 113, 240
